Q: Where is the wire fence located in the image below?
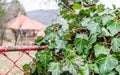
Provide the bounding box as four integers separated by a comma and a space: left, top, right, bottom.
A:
0, 46, 46, 75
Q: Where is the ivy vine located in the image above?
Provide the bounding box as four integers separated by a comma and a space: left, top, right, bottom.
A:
23, 1, 120, 75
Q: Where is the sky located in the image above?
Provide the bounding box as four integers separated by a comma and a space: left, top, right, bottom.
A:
98, 0, 120, 8
6, 0, 120, 11
18, 0, 59, 11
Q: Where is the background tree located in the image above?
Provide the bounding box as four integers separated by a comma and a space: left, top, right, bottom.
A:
7, 0, 26, 20
0, 0, 26, 45
0, 1, 7, 45
7, 0, 26, 45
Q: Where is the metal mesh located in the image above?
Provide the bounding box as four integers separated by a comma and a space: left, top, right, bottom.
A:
0, 46, 46, 75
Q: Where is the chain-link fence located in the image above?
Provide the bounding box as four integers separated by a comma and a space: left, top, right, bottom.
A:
0, 46, 46, 75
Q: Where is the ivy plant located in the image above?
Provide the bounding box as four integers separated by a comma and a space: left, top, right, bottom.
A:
23, 1, 120, 75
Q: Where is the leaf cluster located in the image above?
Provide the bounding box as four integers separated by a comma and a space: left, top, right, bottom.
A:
23, 1, 120, 75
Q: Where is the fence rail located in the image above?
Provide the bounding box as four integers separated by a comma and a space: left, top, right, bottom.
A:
0, 45, 46, 75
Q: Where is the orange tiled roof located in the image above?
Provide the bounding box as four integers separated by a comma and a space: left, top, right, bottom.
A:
7, 15, 46, 30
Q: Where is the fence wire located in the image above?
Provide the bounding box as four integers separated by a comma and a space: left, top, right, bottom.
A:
0, 46, 46, 75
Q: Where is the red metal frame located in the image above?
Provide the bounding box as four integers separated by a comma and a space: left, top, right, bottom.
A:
0, 45, 47, 52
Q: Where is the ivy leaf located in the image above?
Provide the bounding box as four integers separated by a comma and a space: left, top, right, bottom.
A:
45, 33, 59, 40
62, 59, 77, 75
23, 64, 29, 71
90, 6, 97, 12
94, 44, 110, 57
97, 55, 118, 74
49, 40, 56, 49
111, 38, 120, 52
88, 63, 99, 74
93, 63, 99, 74
102, 15, 113, 26
82, 20, 101, 34
63, 44, 76, 59
72, 3, 82, 10
89, 34, 97, 44
45, 26, 53, 35
79, 64, 89, 75
62, 56, 83, 75
97, 4, 105, 12
54, 18, 68, 31
74, 38, 89, 55
107, 21, 120, 36
31, 66, 36, 74
81, 18, 91, 26
35, 36, 43, 45
63, 33, 72, 40
60, 8, 68, 15
88, 21, 101, 34
76, 34, 89, 40
56, 39, 67, 49
116, 65, 120, 75
48, 62, 62, 75
58, 29, 64, 37
74, 56, 84, 68
36, 50, 53, 67
36, 63, 43, 74
108, 70, 118, 75
79, 9, 90, 17
101, 27, 111, 36
72, 4, 82, 14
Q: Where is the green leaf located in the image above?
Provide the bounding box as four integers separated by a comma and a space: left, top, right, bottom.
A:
49, 40, 56, 49
94, 44, 110, 57
90, 6, 97, 12
79, 9, 90, 17
89, 34, 97, 44
45, 33, 59, 40
31, 66, 36, 74
97, 4, 105, 12
88, 21, 101, 34
35, 36, 43, 45
62, 56, 83, 75
111, 38, 120, 52
108, 70, 118, 75
81, 18, 91, 26
74, 38, 90, 55
45, 26, 53, 35
74, 56, 84, 68
62, 59, 77, 75
63, 33, 72, 40
101, 27, 111, 36
82, 20, 101, 34
97, 55, 118, 74
93, 16, 102, 23
79, 64, 89, 75
36, 50, 53, 67
76, 34, 89, 40
63, 44, 76, 59
36, 63, 43, 74
60, 8, 68, 15
93, 63, 99, 74
107, 21, 120, 36
56, 39, 67, 49
23, 64, 29, 71
72, 4, 82, 10
116, 65, 120, 75
102, 15, 113, 26
61, 21, 69, 31
48, 62, 62, 75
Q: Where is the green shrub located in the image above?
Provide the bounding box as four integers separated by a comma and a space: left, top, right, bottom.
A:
23, 1, 120, 75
